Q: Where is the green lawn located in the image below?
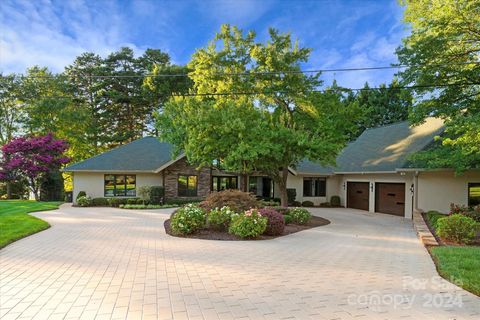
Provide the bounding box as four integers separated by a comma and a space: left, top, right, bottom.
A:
430, 246, 480, 296
0, 200, 62, 249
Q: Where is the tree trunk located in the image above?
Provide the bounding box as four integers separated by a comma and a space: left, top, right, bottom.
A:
240, 174, 248, 192
6, 181, 12, 199
278, 167, 289, 207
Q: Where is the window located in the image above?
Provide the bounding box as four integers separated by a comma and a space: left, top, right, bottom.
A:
178, 175, 198, 197
303, 177, 326, 197
468, 183, 480, 206
212, 176, 238, 192
104, 174, 136, 197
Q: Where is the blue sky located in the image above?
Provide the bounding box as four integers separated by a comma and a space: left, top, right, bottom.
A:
0, 0, 408, 88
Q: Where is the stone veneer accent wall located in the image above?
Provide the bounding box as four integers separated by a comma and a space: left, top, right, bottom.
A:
163, 158, 211, 200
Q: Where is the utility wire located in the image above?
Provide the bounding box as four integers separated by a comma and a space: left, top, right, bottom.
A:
10, 61, 480, 79
11, 82, 480, 100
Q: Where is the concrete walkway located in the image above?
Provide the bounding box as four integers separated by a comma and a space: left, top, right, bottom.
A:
0, 205, 479, 320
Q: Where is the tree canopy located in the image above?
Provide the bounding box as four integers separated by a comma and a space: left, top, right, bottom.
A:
155, 25, 358, 206
397, 0, 480, 173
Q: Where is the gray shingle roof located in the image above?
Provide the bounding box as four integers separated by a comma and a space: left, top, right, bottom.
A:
334, 117, 445, 173
64, 118, 445, 175
64, 137, 176, 172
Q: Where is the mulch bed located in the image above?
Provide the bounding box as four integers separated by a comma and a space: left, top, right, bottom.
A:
164, 215, 331, 241
422, 212, 480, 246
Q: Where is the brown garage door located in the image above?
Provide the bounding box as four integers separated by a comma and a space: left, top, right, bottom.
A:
347, 182, 369, 211
375, 183, 405, 216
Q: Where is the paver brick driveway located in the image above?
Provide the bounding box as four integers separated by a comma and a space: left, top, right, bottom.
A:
1, 205, 479, 320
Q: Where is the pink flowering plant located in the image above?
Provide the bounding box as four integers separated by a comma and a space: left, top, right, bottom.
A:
0, 133, 70, 200
228, 209, 267, 238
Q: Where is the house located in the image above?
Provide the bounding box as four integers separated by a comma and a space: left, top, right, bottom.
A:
64, 117, 480, 218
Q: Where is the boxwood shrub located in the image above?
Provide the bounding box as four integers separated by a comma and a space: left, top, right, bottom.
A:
301, 200, 314, 207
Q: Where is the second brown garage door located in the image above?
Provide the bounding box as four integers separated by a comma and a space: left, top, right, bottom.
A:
375, 183, 405, 216
347, 182, 370, 211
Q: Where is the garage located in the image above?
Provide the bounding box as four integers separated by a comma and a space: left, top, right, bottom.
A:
375, 183, 405, 216
347, 182, 369, 210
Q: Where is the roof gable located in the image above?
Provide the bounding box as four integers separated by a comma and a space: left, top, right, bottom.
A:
335, 117, 445, 173
64, 137, 177, 172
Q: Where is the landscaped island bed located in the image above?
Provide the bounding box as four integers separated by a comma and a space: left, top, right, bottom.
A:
0, 200, 61, 249
163, 190, 330, 241
165, 215, 330, 241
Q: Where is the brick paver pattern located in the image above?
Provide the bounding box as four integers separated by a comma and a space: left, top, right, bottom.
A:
0, 205, 479, 320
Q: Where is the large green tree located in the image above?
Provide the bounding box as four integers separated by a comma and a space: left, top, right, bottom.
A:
0, 74, 24, 145
397, 0, 480, 172
156, 25, 357, 206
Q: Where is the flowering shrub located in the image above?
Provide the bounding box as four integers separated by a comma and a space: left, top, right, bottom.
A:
207, 206, 236, 231
228, 209, 267, 238
449, 203, 469, 215
289, 207, 311, 225
200, 190, 258, 212
258, 208, 285, 236
170, 204, 206, 235
77, 196, 92, 207
436, 214, 479, 244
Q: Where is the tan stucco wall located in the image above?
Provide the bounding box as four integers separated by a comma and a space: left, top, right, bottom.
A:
274, 174, 339, 205
337, 172, 415, 218
72, 172, 163, 202
417, 170, 480, 213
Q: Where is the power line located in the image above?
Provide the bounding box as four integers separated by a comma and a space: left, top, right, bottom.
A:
9, 62, 480, 80
11, 82, 480, 100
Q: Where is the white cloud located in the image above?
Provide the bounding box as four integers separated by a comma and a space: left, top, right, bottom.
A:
0, 0, 142, 73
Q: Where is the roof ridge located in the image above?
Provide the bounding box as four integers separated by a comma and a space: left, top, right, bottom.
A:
363, 120, 410, 132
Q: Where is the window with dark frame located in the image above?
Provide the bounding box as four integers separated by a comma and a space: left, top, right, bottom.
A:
468, 183, 480, 206
212, 176, 238, 192
303, 177, 326, 197
178, 175, 198, 197
104, 174, 136, 197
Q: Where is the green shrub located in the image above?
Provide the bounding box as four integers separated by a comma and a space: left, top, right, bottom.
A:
201, 190, 258, 212
127, 198, 140, 205
228, 209, 267, 238
170, 204, 207, 235
330, 195, 341, 207
207, 206, 236, 231
436, 214, 479, 244
166, 199, 202, 206
289, 207, 311, 225
77, 196, 92, 207
76, 191, 86, 200
120, 204, 177, 209
259, 199, 280, 207
287, 188, 296, 205
301, 200, 314, 207
107, 198, 128, 207
292, 201, 301, 207
319, 202, 331, 207
91, 197, 108, 206
284, 214, 293, 224
138, 186, 165, 204
425, 211, 446, 229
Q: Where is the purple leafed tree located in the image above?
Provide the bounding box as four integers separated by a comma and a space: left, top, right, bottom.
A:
0, 133, 70, 201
